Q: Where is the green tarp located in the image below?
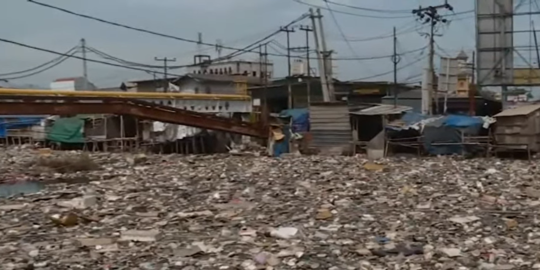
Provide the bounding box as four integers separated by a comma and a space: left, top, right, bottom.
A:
46, 117, 85, 143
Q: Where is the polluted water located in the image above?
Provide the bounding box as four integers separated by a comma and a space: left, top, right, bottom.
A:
0, 181, 44, 198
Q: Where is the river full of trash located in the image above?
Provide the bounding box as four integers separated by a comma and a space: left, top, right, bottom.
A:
0, 147, 539, 269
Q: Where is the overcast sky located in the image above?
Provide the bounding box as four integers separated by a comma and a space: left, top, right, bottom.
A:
0, 0, 533, 89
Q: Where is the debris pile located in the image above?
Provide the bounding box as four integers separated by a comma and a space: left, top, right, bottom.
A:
0, 148, 539, 269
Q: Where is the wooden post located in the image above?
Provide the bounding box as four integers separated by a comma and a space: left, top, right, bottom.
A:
191, 137, 197, 154
103, 116, 108, 152
120, 116, 125, 152
135, 118, 140, 149
200, 136, 205, 154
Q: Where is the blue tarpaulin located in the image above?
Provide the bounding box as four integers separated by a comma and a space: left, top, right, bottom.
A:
387, 113, 488, 155
272, 125, 291, 157
279, 108, 309, 133
0, 117, 43, 138
386, 112, 430, 131
442, 115, 484, 128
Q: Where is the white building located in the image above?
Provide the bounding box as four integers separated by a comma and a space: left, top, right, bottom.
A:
50, 77, 96, 91
186, 59, 273, 79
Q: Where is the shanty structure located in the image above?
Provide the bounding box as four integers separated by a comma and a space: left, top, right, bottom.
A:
309, 102, 352, 154
493, 104, 540, 152
349, 104, 411, 156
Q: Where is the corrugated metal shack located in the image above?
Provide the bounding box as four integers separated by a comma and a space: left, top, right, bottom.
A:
493, 104, 540, 152
309, 102, 352, 154
349, 104, 411, 155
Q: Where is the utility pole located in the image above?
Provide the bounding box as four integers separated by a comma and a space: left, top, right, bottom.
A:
300, 25, 313, 105
310, 8, 330, 102
317, 8, 335, 100
391, 27, 401, 107
280, 26, 295, 109
299, 25, 313, 76
413, 1, 453, 115
290, 26, 313, 106
80, 38, 88, 90
280, 26, 296, 77
154, 57, 176, 93
469, 51, 476, 116
533, 22, 540, 69
262, 43, 269, 126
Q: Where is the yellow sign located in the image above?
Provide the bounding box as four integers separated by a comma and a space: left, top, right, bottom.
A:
353, 88, 380, 95
513, 68, 540, 85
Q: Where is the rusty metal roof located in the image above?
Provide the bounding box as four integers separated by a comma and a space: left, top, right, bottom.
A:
494, 104, 540, 117
350, 104, 412, 116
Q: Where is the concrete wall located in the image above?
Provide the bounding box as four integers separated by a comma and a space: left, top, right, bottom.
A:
177, 80, 238, 95
135, 79, 238, 95
187, 61, 274, 78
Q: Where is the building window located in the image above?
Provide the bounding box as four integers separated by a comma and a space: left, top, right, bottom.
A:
210, 69, 214, 74
194, 87, 199, 93
229, 67, 233, 74
252, 71, 257, 77
205, 86, 211, 94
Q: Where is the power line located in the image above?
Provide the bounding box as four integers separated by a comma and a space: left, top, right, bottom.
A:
294, 0, 474, 20
0, 37, 184, 77
333, 46, 427, 61
86, 46, 169, 69
292, 0, 413, 19
324, 0, 370, 75
0, 45, 79, 76
28, 0, 308, 61
350, 47, 428, 81
323, 0, 412, 14
26, 0, 424, 63
350, 55, 427, 81
0, 49, 79, 80
342, 22, 424, 42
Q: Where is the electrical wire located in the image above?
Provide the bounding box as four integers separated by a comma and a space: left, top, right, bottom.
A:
349, 46, 428, 81
344, 22, 424, 42
26, 0, 428, 63
435, 42, 454, 58
175, 28, 281, 58
292, 0, 413, 19
324, 0, 362, 59
324, 0, 412, 14
0, 49, 79, 80
396, 39, 427, 81
334, 46, 427, 61
0, 38, 184, 77
87, 29, 297, 70
350, 55, 426, 81
28, 0, 309, 61
294, 0, 474, 20
323, 0, 378, 76
0, 45, 79, 76
86, 47, 165, 69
